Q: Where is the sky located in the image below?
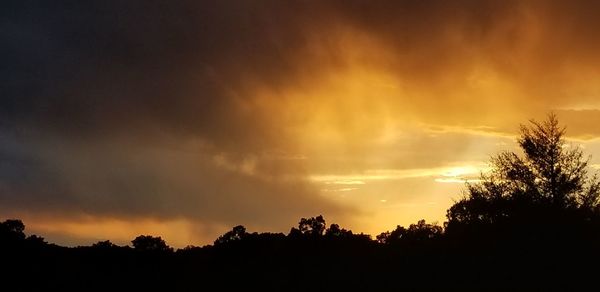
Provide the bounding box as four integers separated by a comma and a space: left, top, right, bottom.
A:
3, 0, 600, 247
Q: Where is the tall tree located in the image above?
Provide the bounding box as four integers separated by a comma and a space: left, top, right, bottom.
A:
447, 114, 600, 227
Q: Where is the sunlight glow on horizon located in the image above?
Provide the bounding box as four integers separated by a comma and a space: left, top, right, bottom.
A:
310, 164, 489, 186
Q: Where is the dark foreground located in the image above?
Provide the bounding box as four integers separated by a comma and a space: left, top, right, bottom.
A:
2, 221, 599, 291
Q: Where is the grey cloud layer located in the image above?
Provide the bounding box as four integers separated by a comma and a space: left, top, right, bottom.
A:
4, 1, 600, 137
1, 1, 349, 230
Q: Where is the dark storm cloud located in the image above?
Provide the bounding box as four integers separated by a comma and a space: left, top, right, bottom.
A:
2, 1, 312, 148
4, 0, 600, 139
1, 0, 349, 232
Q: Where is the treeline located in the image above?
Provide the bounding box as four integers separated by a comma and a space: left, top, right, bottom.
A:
2, 212, 599, 290
0, 216, 444, 253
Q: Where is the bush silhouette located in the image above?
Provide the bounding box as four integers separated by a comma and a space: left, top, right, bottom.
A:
92, 240, 119, 249
131, 235, 173, 252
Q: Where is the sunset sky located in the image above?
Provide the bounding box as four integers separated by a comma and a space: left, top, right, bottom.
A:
3, 0, 600, 247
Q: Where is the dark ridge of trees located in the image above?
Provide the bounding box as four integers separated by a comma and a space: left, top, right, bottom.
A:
2, 115, 600, 290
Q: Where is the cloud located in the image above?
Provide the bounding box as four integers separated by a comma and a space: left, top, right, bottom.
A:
311, 163, 489, 191
3, 1, 600, 245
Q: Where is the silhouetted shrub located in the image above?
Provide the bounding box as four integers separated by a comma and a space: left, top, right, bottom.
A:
132, 235, 173, 252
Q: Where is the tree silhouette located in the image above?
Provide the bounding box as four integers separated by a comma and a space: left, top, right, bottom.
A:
325, 223, 353, 238
92, 240, 119, 249
214, 225, 247, 245
2, 219, 25, 235
25, 235, 47, 246
406, 220, 443, 241
0, 219, 26, 244
376, 220, 442, 245
290, 215, 326, 237
299, 215, 326, 236
376, 226, 405, 245
131, 235, 172, 252
447, 114, 600, 229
